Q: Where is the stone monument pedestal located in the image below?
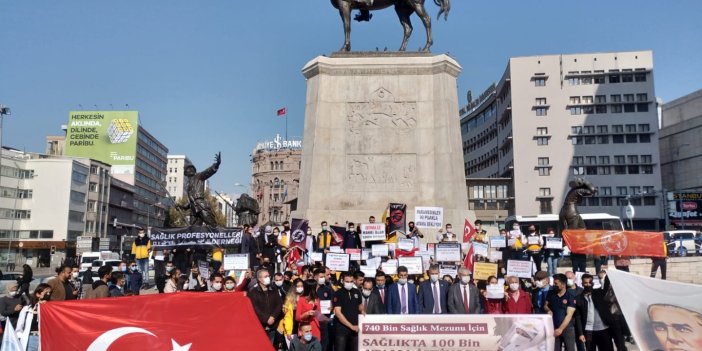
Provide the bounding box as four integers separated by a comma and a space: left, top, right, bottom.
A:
292, 52, 471, 231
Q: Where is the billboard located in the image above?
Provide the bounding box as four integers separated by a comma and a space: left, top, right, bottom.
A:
65, 111, 138, 183
668, 192, 702, 228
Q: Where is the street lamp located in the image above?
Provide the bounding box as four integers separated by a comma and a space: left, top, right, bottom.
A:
674, 143, 690, 229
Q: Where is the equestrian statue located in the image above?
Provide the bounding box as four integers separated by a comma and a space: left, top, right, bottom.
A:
559, 177, 598, 232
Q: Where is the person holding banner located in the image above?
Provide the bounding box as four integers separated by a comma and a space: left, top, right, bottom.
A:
507, 222, 525, 260
482, 276, 506, 314
544, 228, 562, 277
504, 275, 533, 314
522, 225, 544, 272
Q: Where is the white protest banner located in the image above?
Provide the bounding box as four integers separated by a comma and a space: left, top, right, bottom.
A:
439, 264, 457, 279
489, 236, 506, 249
545, 237, 563, 250
607, 269, 702, 350
398, 256, 424, 275
414, 207, 443, 229
486, 285, 505, 299
361, 249, 371, 260
366, 256, 382, 269
360, 265, 376, 277
319, 300, 332, 315
472, 242, 489, 257
325, 253, 350, 272
372, 244, 389, 257
346, 248, 361, 261
309, 252, 323, 262
506, 260, 533, 278
415, 251, 433, 272
397, 238, 415, 251
488, 250, 503, 262
359, 314, 554, 351
435, 243, 461, 262
360, 224, 386, 242
329, 246, 343, 253
382, 259, 398, 275
198, 260, 210, 280
223, 254, 249, 271
527, 236, 540, 246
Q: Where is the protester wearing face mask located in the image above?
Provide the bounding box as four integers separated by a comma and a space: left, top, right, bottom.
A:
342, 222, 361, 250
318, 221, 333, 254
123, 261, 143, 296
437, 224, 457, 242
108, 272, 127, 297
278, 278, 304, 343
208, 273, 224, 293
0, 282, 24, 327
289, 323, 322, 351
360, 278, 384, 314
574, 274, 614, 351
373, 273, 387, 309
418, 264, 449, 314
447, 267, 480, 314
544, 274, 577, 351
532, 271, 551, 314
481, 276, 506, 314
507, 222, 525, 260
164, 267, 181, 293
248, 269, 283, 344
295, 279, 322, 345
504, 276, 533, 314
332, 272, 364, 351
16, 284, 52, 351
313, 268, 333, 351
186, 265, 207, 292
131, 229, 152, 286
68, 265, 83, 300
522, 225, 544, 271
564, 271, 583, 297
386, 266, 418, 314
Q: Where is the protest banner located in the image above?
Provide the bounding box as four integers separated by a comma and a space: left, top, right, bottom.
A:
545, 237, 562, 250
382, 259, 398, 275
472, 242, 489, 257
414, 207, 443, 229
360, 265, 376, 277
489, 236, 506, 249
473, 262, 498, 281
366, 256, 382, 269
319, 300, 332, 315
488, 250, 503, 262
223, 254, 249, 270
506, 260, 532, 278
435, 243, 461, 262
372, 244, 389, 257
359, 314, 554, 351
361, 249, 371, 260
486, 285, 505, 299
198, 260, 210, 280
40, 293, 274, 351
607, 269, 702, 350
563, 230, 665, 257
346, 248, 361, 261
325, 253, 350, 272
527, 236, 540, 246
360, 224, 386, 242
309, 252, 323, 262
150, 226, 243, 249
329, 246, 343, 253
439, 264, 457, 279
397, 238, 415, 251
290, 218, 309, 249
398, 256, 424, 275
388, 203, 407, 234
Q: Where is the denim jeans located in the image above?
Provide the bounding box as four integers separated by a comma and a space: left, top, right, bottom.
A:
555, 326, 576, 351
547, 256, 559, 276
137, 258, 149, 284
27, 335, 39, 351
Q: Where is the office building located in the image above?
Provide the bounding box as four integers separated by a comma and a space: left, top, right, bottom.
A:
166, 155, 191, 202
659, 89, 702, 192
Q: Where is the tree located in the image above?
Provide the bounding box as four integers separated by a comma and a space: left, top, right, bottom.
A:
165, 193, 227, 227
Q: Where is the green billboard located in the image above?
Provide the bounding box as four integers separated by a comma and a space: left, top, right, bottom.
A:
65, 111, 138, 181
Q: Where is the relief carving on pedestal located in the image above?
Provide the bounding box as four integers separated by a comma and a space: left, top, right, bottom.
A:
346, 154, 416, 192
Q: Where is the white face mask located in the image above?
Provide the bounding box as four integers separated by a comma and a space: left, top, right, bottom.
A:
536, 280, 544, 289
461, 276, 470, 285
317, 278, 325, 286
567, 279, 574, 287
138, 233, 145, 238
512, 225, 519, 230
344, 282, 354, 291
225, 283, 236, 290
296, 287, 304, 294
262, 277, 271, 286
72, 272, 79, 279
509, 283, 520, 291
212, 283, 222, 291
430, 274, 439, 283
408, 280, 414, 285
274, 280, 284, 287
182, 283, 190, 290
398, 278, 407, 285
362, 289, 371, 297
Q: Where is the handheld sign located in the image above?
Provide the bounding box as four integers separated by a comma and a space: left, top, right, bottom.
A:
545, 237, 563, 250
360, 224, 386, 242
325, 253, 350, 272
435, 243, 461, 262
506, 260, 532, 279
489, 236, 506, 249
371, 244, 390, 257
398, 257, 424, 275
223, 254, 249, 271
472, 242, 489, 257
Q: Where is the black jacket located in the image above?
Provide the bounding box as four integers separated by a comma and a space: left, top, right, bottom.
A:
362, 291, 385, 314
574, 289, 613, 337
248, 285, 283, 329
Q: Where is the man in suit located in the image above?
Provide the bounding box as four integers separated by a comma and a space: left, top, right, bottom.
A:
418, 264, 449, 314
373, 272, 388, 306
447, 267, 480, 314
386, 266, 418, 314
361, 278, 385, 314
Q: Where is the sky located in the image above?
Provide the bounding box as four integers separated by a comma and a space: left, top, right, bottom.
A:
1, 0, 701, 196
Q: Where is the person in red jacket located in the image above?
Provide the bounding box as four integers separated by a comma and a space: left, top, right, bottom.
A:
504, 276, 533, 314
481, 276, 505, 314
295, 279, 321, 342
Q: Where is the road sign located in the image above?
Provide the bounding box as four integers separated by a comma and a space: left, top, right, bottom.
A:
625, 204, 635, 219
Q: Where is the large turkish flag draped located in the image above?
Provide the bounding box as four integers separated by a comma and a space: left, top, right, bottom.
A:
563, 230, 666, 257
40, 292, 274, 351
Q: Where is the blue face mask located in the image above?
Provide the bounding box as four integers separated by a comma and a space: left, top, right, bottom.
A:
303, 332, 313, 342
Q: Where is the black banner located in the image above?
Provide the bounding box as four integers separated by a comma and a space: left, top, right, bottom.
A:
150, 226, 243, 249
388, 203, 407, 235
290, 218, 309, 249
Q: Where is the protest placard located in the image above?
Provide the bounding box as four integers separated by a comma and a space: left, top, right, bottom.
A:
486, 285, 505, 299
309, 252, 323, 262
382, 259, 398, 275
506, 260, 533, 278
346, 248, 361, 261
319, 300, 332, 315
439, 264, 457, 279
488, 250, 503, 262
397, 238, 415, 251
414, 207, 443, 229
473, 262, 498, 280
198, 260, 210, 280
360, 265, 376, 277
489, 236, 506, 249
527, 236, 540, 245
472, 242, 489, 257
398, 257, 424, 275
326, 253, 350, 272
434, 243, 461, 262
360, 224, 386, 242
372, 244, 389, 257
366, 256, 381, 269
329, 246, 343, 253
361, 249, 371, 260
545, 237, 563, 249
223, 254, 249, 271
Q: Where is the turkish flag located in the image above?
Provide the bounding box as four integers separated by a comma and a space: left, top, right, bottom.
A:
563, 230, 666, 258
463, 219, 475, 243
40, 292, 274, 351
277, 107, 287, 116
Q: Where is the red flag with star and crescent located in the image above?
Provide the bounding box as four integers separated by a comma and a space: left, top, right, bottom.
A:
463, 219, 476, 272
40, 292, 273, 351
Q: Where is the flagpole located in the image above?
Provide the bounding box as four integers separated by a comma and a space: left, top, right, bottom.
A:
285, 111, 288, 140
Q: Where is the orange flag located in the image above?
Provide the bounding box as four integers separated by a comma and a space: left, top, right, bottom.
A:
562, 230, 665, 258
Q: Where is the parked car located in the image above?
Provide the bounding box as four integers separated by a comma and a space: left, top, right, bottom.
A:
664, 230, 701, 257
78, 259, 123, 282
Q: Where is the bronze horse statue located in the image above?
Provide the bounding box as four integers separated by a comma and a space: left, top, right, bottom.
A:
331, 0, 451, 52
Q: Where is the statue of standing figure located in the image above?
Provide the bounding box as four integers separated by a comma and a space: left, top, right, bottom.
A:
180, 152, 221, 227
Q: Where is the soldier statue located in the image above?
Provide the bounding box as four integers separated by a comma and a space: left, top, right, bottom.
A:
179, 152, 221, 227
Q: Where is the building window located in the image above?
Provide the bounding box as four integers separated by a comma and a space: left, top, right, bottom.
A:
539, 199, 553, 214
597, 136, 609, 144
635, 72, 647, 82
538, 157, 550, 166
599, 156, 610, 164
611, 95, 622, 103
628, 166, 640, 174
584, 126, 595, 134
609, 74, 620, 83
598, 166, 611, 175
538, 168, 550, 176
611, 105, 623, 113
537, 127, 548, 135
622, 73, 634, 83
617, 187, 628, 196
593, 74, 605, 84
536, 98, 547, 105
586, 156, 597, 164
539, 188, 551, 197
570, 96, 581, 104
582, 96, 593, 104
641, 155, 652, 164
595, 95, 606, 103
572, 137, 583, 145
68, 210, 84, 222
595, 105, 607, 114
572, 126, 582, 135
537, 137, 549, 145
639, 134, 651, 143
535, 108, 547, 116
583, 106, 594, 115
626, 134, 638, 143
597, 125, 608, 134
637, 93, 648, 102
624, 94, 635, 102
614, 155, 626, 164
613, 135, 624, 143
573, 166, 585, 175
628, 155, 639, 164
586, 166, 598, 175
644, 197, 656, 206
614, 166, 627, 174
570, 107, 582, 115
534, 78, 546, 86
641, 165, 654, 174
637, 103, 649, 112
638, 124, 650, 132
573, 156, 584, 165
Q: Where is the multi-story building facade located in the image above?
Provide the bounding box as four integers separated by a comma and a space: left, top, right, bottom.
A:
659, 89, 702, 193
461, 51, 663, 230
133, 128, 168, 228
107, 177, 135, 253
214, 192, 236, 227
251, 134, 302, 225
166, 155, 191, 202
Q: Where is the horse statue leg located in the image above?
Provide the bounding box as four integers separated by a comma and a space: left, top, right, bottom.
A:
408, 1, 433, 51
394, 4, 413, 51
337, 0, 352, 51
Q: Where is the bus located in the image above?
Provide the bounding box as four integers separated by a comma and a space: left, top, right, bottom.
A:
504, 213, 625, 235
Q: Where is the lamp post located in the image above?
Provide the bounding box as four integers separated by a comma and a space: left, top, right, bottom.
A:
674, 144, 690, 229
